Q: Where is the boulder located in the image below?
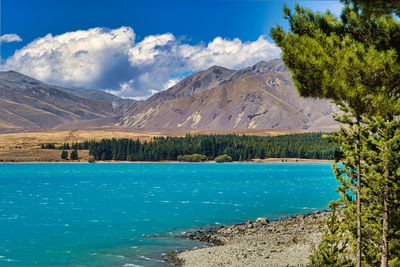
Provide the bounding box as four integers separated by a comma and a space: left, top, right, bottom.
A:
256, 217, 269, 225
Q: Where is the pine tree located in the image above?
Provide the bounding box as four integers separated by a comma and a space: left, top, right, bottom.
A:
271, 3, 400, 266
259, 147, 266, 159
61, 150, 68, 160
362, 110, 400, 265
309, 201, 352, 267
342, 0, 400, 15
70, 149, 78, 160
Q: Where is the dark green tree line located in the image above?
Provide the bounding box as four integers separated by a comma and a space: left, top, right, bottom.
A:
79, 133, 336, 161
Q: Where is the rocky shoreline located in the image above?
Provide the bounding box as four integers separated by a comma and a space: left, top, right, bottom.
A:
165, 210, 329, 267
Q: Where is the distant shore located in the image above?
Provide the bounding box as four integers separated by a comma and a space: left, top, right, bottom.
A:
0, 129, 334, 163
0, 158, 334, 164
167, 211, 328, 267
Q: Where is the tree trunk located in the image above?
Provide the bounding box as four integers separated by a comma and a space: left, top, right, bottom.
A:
381, 184, 388, 267
380, 121, 390, 267
356, 122, 362, 267
356, 156, 362, 267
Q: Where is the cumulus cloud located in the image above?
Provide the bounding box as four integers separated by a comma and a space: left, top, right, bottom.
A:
5, 27, 134, 89
181, 36, 280, 70
0, 34, 22, 43
163, 78, 181, 90
2, 27, 280, 99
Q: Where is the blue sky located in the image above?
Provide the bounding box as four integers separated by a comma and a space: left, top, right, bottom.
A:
0, 0, 343, 99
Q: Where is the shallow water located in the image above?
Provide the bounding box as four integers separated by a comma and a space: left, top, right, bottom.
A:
0, 163, 338, 266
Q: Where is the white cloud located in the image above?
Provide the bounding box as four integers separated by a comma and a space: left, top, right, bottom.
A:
128, 33, 176, 65
182, 35, 280, 70
4, 27, 134, 89
2, 27, 280, 99
0, 34, 22, 43
163, 78, 181, 90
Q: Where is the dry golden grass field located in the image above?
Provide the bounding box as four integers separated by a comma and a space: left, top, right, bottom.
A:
0, 128, 305, 162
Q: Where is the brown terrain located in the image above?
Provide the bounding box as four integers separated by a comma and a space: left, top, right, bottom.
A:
0, 129, 155, 162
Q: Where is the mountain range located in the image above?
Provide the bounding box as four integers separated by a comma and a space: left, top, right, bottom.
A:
0, 59, 339, 133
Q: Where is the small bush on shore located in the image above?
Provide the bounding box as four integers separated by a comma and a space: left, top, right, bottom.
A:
87, 157, 95, 163
177, 154, 207, 162
215, 154, 233, 163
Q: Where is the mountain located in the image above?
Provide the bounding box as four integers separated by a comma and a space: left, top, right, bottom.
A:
146, 65, 236, 105
119, 60, 339, 131
0, 59, 339, 134
0, 71, 134, 133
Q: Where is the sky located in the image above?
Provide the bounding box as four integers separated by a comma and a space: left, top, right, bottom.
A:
0, 0, 343, 99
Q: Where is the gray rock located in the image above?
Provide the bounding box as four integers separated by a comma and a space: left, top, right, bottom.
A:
256, 217, 269, 225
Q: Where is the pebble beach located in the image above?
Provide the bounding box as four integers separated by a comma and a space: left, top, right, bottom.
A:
169, 211, 329, 267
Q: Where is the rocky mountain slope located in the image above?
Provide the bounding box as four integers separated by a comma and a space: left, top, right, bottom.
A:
0, 59, 339, 133
119, 60, 339, 131
0, 71, 133, 133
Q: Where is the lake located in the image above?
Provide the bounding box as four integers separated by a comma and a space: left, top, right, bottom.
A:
0, 163, 338, 266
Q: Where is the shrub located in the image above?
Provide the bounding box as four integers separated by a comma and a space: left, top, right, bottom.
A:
215, 154, 233, 163
177, 154, 207, 162
308, 201, 352, 266
87, 157, 95, 163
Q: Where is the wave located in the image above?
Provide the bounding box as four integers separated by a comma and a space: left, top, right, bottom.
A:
123, 264, 143, 267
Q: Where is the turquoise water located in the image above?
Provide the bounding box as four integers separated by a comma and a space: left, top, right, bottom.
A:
0, 163, 338, 266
